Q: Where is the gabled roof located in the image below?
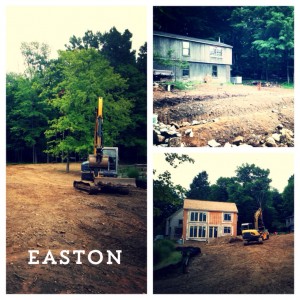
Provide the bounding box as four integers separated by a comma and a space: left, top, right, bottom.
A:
154, 31, 233, 48
184, 199, 238, 213
166, 208, 183, 221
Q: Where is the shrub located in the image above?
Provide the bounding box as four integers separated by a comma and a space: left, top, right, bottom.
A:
153, 239, 176, 265
125, 167, 140, 179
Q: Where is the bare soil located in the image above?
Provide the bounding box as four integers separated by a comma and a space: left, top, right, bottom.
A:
154, 234, 294, 294
154, 83, 294, 146
6, 163, 147, 294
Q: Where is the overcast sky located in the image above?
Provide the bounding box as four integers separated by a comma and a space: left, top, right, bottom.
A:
153, 151, 294, 193
6, 5, 147, 73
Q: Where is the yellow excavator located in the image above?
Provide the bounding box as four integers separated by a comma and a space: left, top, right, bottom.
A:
73, 97, 137, 194
241, 207, 270, 245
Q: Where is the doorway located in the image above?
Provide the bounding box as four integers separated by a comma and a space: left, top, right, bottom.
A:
209, 226, 218, 238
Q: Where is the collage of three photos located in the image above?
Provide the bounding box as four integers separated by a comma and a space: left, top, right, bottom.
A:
5, 4, 295, 295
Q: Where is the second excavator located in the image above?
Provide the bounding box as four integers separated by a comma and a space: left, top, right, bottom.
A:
241, 207, 270, 245
73, 97, 137, 195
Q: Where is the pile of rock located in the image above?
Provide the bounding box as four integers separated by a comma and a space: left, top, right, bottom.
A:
153, 122, 182, 147
153, 117, 294, 148
207, 124, 294, 147
153, 119, 209, 147
264, 124, 294, 147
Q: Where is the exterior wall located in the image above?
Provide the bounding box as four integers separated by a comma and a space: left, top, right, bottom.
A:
154, 34, 232, 83
182, 209, 188, 240
183, 209, 238, 241
165, 209, 183, 239
285, 215, 294, 232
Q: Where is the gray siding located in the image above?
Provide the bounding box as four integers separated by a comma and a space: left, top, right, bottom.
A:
154, 33, 232, 83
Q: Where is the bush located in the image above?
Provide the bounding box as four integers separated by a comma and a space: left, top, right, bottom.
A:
153, 239, 176, 265
124, 167, 140, 178
166, 80, 198, 90
281, 82, 294, 89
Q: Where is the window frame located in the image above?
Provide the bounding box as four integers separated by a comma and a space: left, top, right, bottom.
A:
212, 65, 218, 77
223, 226, 231, 234
189, 211, 207, 222
189, 225, 207, 238
182, 41, 190, 56
182, 67, 190, 78
223, 212, 232, 222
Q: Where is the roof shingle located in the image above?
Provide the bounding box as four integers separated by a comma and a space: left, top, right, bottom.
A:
184, 199, 238, 213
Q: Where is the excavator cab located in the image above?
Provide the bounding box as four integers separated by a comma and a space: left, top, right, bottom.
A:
81, 147, 118, 181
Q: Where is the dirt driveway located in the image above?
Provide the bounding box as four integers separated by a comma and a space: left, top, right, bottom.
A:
154, 234, 294, 294
6, 163, 147, 294
153, 84, 294, 147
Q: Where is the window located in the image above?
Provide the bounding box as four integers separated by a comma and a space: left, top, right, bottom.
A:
199, 212, 207, 222
190, 212, 198, 222
223, 213, 232, 222
210, 46, 223, 58
189, 225, 206, 238
224, 226, 231, 234
212, 65, 218, 77
182, 41, 190, 56
178, 219, 183, 225
198, 226, 206, 238
182, 68, 190, 77
190, 225, 197, 237
190, 211, 207, 222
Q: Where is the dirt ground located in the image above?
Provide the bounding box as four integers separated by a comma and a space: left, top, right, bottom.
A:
153, 83, 294, 146
6, 163, 147, 294
154, 234, 294, 294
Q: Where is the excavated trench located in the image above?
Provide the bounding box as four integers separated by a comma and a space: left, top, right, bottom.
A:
154, 93, 248, 124
153, 87, 294, 147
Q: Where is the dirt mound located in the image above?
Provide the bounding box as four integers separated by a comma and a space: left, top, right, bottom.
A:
154, 233, 294, 294
153, 84, 294, 147
207, 235, 243, 245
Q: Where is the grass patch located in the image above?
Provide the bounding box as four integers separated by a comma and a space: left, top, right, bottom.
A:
153, 239, 182, 271
154, 251, 182, 271
166, 80, 199, 90
281, 82, 294, 89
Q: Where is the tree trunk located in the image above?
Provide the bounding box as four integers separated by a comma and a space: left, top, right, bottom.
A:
32, 145, 37, 164
286, 57, 290, 85
66, 152, 70, 173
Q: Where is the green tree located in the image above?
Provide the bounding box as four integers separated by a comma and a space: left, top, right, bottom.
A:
153, 171, 187, 235
235, 163, 272, 203
6, 73, 49, 163
154, 49, 189, 81
164, 153, 195, 168
45, 48, 132, 171
153, 154, 194, 235
282, 175, 294, 217
137, 42, 147, 74
230, 6, 294, 81
208, 177, 235, 202
186, 171, 211, 200
65, 28, 147, 162
21, 41, 51, 78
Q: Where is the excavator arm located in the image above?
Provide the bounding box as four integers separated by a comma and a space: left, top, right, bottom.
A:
89, 97, 109, 168
254, 208, 262, 230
